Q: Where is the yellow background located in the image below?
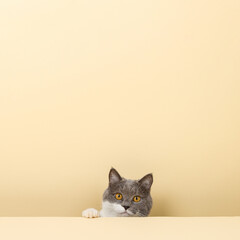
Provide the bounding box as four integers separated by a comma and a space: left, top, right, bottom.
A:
0, 0, 240, 216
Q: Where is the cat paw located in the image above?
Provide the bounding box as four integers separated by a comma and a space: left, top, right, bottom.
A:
82, 208, 100, 218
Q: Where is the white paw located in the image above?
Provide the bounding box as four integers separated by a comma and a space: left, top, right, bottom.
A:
82, 208, 100, 218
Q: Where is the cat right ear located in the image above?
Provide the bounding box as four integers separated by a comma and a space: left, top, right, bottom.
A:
138, 173, 153, 192
109, 168, 122, 185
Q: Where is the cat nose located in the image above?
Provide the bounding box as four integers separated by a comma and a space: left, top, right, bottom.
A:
123, 206, 129, 210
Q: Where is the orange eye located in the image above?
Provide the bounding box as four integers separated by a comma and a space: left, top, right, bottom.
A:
115, 193, 123, 200
133, 196, 141, 202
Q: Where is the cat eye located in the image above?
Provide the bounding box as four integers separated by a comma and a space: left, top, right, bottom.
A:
115, 193, 123, 200
133, 196, 141, 202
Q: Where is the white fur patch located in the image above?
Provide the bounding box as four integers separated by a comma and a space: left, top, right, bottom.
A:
100, 201, 134, 217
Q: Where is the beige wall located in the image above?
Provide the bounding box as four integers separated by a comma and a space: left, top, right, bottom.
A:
0, 0, 240, 216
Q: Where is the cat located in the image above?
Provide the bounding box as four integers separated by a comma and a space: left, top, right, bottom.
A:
82, 167, 153, 218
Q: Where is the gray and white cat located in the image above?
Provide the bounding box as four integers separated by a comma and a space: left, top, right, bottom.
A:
82, 168, 153, 218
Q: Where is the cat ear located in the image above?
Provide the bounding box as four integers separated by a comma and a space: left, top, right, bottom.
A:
109, 167, 122, 185
138, 173, 153, 191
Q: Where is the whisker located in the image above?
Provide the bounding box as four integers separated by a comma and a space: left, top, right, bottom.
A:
136, 211, 146, 217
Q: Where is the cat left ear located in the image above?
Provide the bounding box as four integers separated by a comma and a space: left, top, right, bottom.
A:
138, 173, 153, 191
109, 168, 122, 185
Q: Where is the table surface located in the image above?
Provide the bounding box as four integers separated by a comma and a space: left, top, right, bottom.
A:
0, 217, 240, 240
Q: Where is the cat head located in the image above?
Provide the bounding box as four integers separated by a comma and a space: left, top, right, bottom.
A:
101, 168, 153, 217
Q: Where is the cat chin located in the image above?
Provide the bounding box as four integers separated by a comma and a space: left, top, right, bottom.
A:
119, 212, 131, 217
121, 211, 136, 217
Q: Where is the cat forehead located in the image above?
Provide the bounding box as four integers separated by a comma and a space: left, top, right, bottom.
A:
111, 179, 139, 193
